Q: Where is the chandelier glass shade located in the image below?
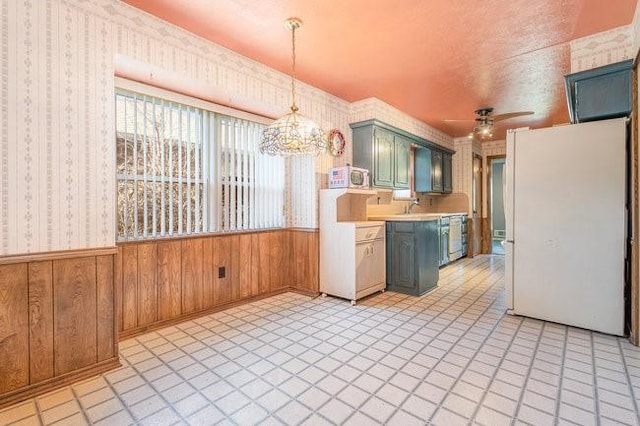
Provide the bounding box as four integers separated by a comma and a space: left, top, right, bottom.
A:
259, 18, 325, 157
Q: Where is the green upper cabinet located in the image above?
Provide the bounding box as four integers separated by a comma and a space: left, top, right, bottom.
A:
431, 150, 443, 192
442, 152, 452, 193
414, 147, 432, 193
373, 127, 395, 188
351, 119, 454, 191
394, 135, 411, 189
415, 147, 453, 194
565, 59, 633, 124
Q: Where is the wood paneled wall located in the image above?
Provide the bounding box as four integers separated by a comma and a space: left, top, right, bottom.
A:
116, 229, 319, 337
481, 218, 491, 254
0, 249, 119, 408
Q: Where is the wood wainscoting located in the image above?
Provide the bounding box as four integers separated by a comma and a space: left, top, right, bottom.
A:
116, 229, 319, 338
0, 248, 120, 409
481, 218, 491, 254
467, 218, 475, 258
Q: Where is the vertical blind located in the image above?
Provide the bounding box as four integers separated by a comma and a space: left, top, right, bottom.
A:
115, 89, 285, 241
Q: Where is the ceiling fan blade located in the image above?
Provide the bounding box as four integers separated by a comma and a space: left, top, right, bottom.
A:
491, 111, 534, 122
443, 119, 476, 122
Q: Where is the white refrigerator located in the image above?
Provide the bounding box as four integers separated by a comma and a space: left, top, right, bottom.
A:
504, 118, 627, 336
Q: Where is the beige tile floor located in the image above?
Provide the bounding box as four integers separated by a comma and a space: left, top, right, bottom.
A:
2, 255, 640, 425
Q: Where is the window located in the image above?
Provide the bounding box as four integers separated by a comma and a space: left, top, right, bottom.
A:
115, 84, 285, 241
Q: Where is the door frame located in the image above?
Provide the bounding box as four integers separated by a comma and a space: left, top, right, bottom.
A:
486, 154, 506, 254
630, 61, 638, 344
472, 153, 483, 256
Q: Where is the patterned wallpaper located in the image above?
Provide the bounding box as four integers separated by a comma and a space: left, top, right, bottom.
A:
0, 0, 353, 255
451, 137, 486, 216
1, 0, 115, 255
633, 3, 640, 57
570, 25, 634, 73
452, 138, 473, 213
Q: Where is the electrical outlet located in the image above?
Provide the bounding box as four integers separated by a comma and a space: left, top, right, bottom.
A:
218, 267, 226, 278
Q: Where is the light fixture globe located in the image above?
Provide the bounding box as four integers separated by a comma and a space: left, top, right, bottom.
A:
261, 109, 325, 156
259, 17, 325, 157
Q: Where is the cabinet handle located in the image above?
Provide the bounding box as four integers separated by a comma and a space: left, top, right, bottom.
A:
370, 244, 375, 255
366, 231, 374, 239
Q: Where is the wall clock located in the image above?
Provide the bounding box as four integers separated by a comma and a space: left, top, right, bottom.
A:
328, 129, 345, 157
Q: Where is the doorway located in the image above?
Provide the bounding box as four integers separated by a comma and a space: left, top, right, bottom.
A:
472, 154, 483, 256
488, 156, 506, 255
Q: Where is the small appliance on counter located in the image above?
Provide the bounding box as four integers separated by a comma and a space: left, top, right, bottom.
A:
328, 166, 370, 189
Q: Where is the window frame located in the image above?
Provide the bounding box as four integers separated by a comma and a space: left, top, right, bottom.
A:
115, 78, 284, 241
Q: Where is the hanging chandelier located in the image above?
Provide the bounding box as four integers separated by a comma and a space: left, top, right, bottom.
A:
260, 18, 326, 156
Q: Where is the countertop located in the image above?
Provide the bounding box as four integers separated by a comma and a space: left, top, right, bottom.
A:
367, 212, 467, 222
367, 214, 440, 221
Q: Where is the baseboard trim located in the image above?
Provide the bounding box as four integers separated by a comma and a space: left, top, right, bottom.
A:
118, 288, 316, 340
0, 358, 121, 410
288, 287, 320, 298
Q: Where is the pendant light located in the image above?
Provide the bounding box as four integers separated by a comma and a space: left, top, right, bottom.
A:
260, 18, 325, 156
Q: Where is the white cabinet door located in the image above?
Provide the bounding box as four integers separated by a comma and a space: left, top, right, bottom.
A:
356, 239, 385, 292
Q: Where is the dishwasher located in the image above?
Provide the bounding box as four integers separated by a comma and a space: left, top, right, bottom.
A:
448, 215, 463, 261
439, 216, 449, 266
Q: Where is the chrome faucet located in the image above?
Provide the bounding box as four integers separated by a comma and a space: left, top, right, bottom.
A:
406, 199, 420, 214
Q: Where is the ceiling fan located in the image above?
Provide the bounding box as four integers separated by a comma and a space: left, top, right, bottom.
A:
445, 107, 534, 139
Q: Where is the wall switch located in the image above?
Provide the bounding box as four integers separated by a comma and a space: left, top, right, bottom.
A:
218, 267, 226, 278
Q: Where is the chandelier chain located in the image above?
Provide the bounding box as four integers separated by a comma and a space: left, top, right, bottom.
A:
290, 23, 298, 113
259, 17, 325, 156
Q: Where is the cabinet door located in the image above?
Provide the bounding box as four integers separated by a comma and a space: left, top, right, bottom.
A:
355, 240, 385, 292
391, 233, 415, 289
414, 147, 432, 192
394, 136, 411, 189
432, 150, 443, 192
440, 228, 449, 265
373, 128, 394, 188
442, 152, 452, 193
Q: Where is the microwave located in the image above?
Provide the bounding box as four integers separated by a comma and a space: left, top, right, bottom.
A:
328, 166, 370, 188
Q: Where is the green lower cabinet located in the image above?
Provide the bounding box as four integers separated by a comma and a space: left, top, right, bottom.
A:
389, 232, 415, 290
386, 221, 440, 296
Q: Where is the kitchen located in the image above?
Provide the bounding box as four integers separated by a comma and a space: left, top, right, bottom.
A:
1, 0, 640, 425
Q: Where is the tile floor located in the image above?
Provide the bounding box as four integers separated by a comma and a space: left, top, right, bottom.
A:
2, 255, 640, 425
